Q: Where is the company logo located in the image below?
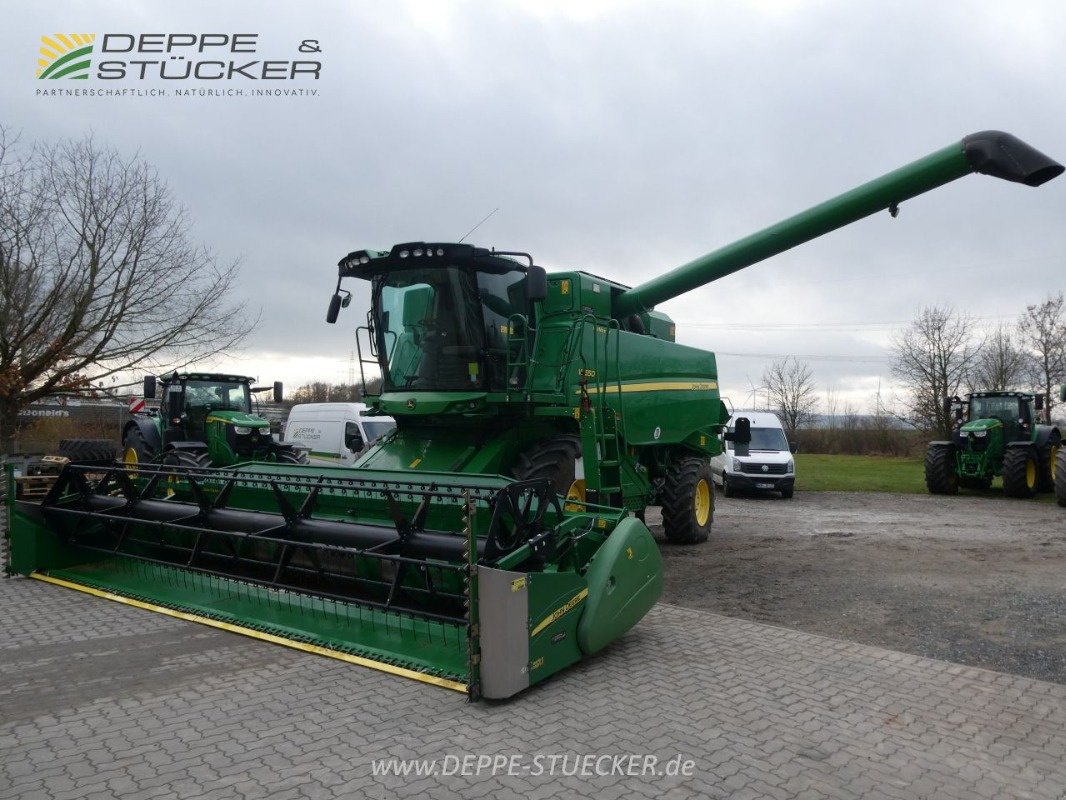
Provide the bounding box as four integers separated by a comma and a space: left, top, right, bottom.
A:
37, 34, 96, 80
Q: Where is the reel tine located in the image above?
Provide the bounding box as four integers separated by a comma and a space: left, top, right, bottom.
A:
213, 478, 236, 509
411, 483, 436, 530
297, 479, 324, 518
384, 490, 411, 538
270, 481, 299, 525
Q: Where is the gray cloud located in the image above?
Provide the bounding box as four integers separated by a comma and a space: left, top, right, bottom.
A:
6, 0, 1064, 407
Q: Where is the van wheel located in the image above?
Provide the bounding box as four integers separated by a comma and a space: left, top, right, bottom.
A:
781, 488, 794, 499
722, 476, 735, 498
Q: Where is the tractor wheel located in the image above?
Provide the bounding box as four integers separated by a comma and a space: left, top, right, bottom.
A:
1056, 447, 1066, 507
1037, 435, 1061, 493
661, 458, 714, 545
513, 434, 582, 498
924, 443, 958, 495
1002, 446, 1039, 498
122, 428, 156, 469
276, 449, 309, 465
162, 450, 207, 469
58, 438, 116, 466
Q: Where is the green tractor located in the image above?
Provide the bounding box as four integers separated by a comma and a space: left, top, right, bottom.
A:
121, 372, 309, 468
925, 391, 1061, 497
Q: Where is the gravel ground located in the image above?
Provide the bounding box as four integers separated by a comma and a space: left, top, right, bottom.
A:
650, 490, 1066, 684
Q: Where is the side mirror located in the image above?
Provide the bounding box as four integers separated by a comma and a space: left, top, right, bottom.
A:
143, 375, 156, 399
789, 441, 798, 454
1034, 394, 1044, 411
725, 416, 751, 457
1060, 384, 1066, 403
527, 265, 547, 302
273, 381, 283, 403
326, 293, 342, 324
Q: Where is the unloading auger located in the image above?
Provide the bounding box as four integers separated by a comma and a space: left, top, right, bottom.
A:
5, 131, 1062, 699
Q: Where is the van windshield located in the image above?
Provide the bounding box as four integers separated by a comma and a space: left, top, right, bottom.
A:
729, 426, 788, 451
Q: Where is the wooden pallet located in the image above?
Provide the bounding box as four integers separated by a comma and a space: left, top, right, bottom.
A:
15, 474, 58, 500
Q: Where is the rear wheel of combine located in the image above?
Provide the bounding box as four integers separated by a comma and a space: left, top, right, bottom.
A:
1056, 448, 1066, 507
924, 443, 958, 495
1037, 436, 1061, 493
1002, 446, 1039, 498
58, 438, 116, 466
661, 458, 714, 545
513, 434, 582, 497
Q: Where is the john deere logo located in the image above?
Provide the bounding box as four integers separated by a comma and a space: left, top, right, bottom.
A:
37, 34, 95, 80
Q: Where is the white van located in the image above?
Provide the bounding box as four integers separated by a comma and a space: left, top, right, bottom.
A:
711, 410, 796, 498
283, 403, 396, 466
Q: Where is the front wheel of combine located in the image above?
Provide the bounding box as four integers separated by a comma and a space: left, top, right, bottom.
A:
924, 443, 958, 495
661, 458, 714, 545
1037, 436, 1061, 493
1002, 446, 1039, 498
1056, 448, 1066, 507
513, 434, 582, 497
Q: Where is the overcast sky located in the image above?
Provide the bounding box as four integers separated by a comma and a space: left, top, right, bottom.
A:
7, 1, 1065, 413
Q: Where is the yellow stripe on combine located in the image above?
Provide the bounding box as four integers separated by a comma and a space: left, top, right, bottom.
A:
530, 588, 588, 637
29, 572, 468, 694
575, 380, 717, 395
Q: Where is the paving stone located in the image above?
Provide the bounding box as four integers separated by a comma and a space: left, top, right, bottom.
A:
2, 577, 1066, 798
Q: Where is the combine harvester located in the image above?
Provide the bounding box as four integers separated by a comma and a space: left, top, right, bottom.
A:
5, 131, 1061, 699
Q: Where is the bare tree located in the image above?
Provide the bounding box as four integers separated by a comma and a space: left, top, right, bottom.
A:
969, 324, 1026, 392
0, 130, 256, 452
890, 305, 981, 436
290, 379, 381, 405
762, 356, 817, 434
1017, 292, 1066, 417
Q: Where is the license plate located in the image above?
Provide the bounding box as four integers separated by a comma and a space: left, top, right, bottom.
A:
756, 482, 774, 489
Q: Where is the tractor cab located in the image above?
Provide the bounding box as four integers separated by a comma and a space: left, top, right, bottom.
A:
962, 392, 1038, 445
328, 244, 546, 404
153, 373, 258, 446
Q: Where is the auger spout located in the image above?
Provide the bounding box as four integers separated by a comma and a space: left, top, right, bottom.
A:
614, 131, 1063, 317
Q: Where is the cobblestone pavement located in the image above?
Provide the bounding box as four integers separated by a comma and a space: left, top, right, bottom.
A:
2, 576, 1065, 800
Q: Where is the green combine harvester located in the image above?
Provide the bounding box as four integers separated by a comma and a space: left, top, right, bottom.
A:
5, 131, 1062, 699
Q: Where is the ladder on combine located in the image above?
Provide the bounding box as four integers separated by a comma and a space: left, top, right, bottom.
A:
582, 319, 625, 504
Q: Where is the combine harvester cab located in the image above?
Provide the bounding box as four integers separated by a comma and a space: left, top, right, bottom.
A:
5, 131, 1062, 699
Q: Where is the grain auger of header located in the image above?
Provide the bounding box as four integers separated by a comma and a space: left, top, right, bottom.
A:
5, 460, 662, 699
